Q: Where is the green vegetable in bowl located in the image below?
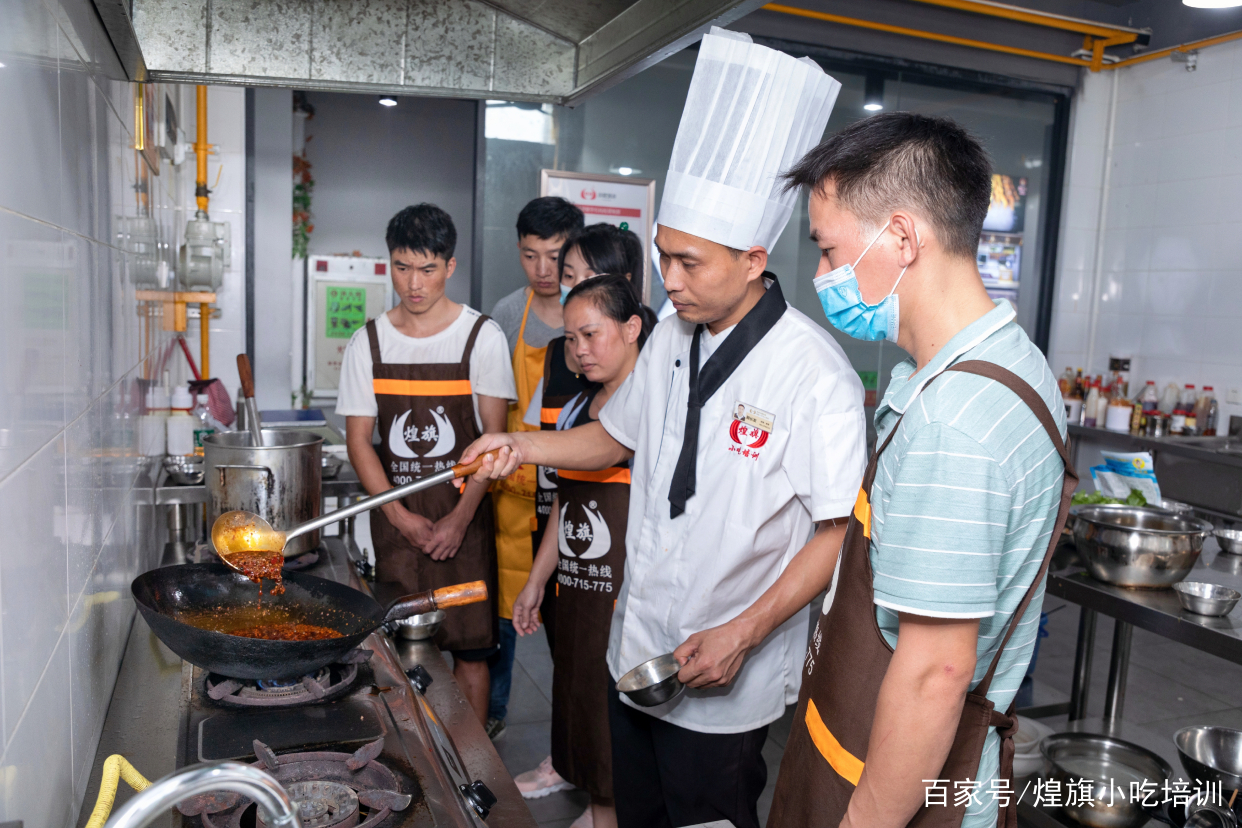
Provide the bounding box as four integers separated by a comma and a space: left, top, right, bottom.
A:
1071, 489, 1147, 507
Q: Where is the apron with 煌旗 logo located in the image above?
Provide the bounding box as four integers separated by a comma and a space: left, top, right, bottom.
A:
534, 336, 595, 653
767, 361, 1077, 828
494, 290, 548, 619
367, 314, 499, 652
550, 388, 628, 803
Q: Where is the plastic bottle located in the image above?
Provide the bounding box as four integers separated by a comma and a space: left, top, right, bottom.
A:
1193, 387, 1215, 428
1159, 382, 1180, 414
1084, 382, 1100, 428
171, 383, 194, 414
1075, 368, 1085, 399
1205, 398, 1220, 436
166, 410, 195, 455
1139, 381, 1159, 412
1180, 384, 1199, 413
1059, 367, 1075, 398
192, 394, 217, 450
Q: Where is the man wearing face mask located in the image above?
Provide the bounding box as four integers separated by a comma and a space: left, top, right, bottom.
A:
768, 114, 1075, 828
462, 29, 867, 828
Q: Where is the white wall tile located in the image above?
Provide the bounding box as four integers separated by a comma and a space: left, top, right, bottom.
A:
1142, 317, 1201, 362
1160, 80, 1231, 139
0, 434, 69, 742
1142, 271, 1214, 318
0, 635, 71, 828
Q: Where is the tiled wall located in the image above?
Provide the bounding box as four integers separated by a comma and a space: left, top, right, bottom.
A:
1049, 42, 1242, 422
1, 1, 181, 824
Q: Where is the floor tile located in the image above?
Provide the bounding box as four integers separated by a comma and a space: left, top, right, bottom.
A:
506, 662, 553, 726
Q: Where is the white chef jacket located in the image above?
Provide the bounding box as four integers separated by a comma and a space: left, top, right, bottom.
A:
600, 286, 867, 733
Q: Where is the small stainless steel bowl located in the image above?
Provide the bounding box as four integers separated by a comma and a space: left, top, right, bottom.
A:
393, 610, 445, 641
1176, 726, 1242, 790
1071, 505, 1214, 588
1215, 529, 1242, 556
1041, 733, 1174, 828
1161, 499, 1196, 515
1174, 582, 1241, 617
163, 454, 204, 486
617, 654, 684, 707
321, 454, 343, 479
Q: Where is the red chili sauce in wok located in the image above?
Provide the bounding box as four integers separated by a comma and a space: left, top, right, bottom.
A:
229, 622, 343, 641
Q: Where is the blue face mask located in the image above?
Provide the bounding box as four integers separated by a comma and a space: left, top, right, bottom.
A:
559, 283, 571, 305
813, 223, 914, 343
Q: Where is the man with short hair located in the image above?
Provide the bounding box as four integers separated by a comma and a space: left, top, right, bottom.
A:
337, 204, 516, 725
486, 196, 585, 739
768, 113, 1073, 828
464, 30, 866, 828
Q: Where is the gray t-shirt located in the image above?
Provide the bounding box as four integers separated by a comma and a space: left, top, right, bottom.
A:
491, 287, 563, 356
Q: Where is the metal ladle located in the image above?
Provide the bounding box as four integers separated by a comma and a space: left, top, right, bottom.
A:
211, 449, 499, 571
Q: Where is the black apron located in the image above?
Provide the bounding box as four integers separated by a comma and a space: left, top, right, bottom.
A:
534, 336, 596, 654
768, 361, 1076, 828
367, 314, 499, 652
550, 388, 628, 803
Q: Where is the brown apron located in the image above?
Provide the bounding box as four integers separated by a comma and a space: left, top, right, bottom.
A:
550, 388, 629, 803
768, 360, 1077, 828
366, 314, 499, 652
535, 337, 596, 654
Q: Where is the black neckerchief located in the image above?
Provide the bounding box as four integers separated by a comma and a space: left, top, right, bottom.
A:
668, 273, 787, 518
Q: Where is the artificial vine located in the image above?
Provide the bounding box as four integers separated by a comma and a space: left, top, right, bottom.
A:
292, 91, 315, 258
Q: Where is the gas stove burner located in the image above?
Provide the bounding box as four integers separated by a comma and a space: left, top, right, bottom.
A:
260, 782, 358, 828
205, 651, 370, 708
192, 739, 414, 828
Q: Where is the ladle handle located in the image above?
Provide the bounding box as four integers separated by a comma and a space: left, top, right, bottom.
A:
236, 354, 264, 447
237, 353, 255, 399
283, 451, 501, 543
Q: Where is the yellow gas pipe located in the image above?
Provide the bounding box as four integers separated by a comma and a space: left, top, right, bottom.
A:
83, 754, 151, 828
193, 85, 212, 377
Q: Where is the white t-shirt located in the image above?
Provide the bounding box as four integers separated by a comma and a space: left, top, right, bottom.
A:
599, 283, 867, 734
336, 306, 517, 430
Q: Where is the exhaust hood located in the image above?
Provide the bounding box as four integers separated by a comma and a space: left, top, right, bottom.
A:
93, 0, 765, 105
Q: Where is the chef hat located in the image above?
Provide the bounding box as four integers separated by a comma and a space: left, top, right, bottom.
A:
658, 28, 841, 252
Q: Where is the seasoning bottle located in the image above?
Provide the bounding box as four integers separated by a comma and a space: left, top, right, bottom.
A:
1084, 382, 1100, 428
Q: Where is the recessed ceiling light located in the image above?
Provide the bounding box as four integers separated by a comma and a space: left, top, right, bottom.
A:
618, 167, 633, 175
0, 62, 6, 69
864, 73, 885, 113
1184, 0, 1242, 6
378, 95, 397, 107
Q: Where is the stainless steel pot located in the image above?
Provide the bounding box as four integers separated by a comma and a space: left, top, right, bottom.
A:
204, 430, 323, 557
1071, 505, 1214, 588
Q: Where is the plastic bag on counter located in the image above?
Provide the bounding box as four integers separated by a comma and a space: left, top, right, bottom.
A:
1089, 450, 1161, 504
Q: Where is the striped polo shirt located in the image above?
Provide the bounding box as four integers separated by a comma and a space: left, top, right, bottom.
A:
869, 300, 1065, 828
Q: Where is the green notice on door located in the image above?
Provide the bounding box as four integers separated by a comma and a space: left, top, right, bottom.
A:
326, 286, 367, 338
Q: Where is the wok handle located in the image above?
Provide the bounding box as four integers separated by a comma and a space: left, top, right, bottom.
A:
283, 451, 502, 544
382, 580, 490, 623
432, 580, 488, 609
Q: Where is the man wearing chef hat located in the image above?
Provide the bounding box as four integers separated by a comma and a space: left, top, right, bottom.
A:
462, 29, 866, 828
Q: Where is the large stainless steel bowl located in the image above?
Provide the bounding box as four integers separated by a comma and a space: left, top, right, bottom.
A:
1175, 726, 1242, 790
1041, 733, 1174, 828
1071, 505, 1213, 588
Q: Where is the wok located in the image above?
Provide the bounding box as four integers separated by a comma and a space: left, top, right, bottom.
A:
133, 563, 484, 679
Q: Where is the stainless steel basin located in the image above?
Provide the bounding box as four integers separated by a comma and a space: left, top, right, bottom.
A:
1071, 505, 1214, 588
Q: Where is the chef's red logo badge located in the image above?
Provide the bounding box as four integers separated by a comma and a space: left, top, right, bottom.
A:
727, 420, 766, 460
580, 187, 596, 200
